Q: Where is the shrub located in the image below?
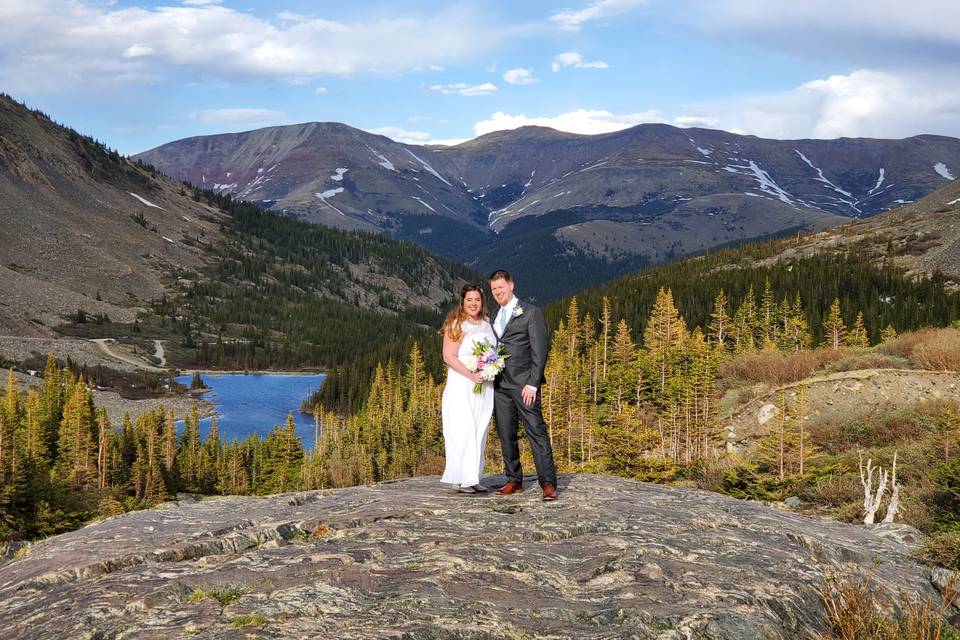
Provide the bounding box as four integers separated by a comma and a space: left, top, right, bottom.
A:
809, 410, 935, 453
97, 496, 125, 518
916, 529, 960, 571
689, 455, 741, 494
826, 352, 908, 373
817, 573, 958, 640
720, 347, 846, 387
882, 328, 960, 371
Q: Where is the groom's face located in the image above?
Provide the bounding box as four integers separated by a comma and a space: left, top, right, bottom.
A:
490, 277, 514, 307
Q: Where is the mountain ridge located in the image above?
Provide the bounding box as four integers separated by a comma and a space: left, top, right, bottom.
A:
135, 119, 960, 299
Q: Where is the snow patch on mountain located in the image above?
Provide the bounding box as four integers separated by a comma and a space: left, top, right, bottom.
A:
868, 168, 886, 195
315, 188, 346, 216
316, 188, 344, 199
128, 192, 164, 210
723, 160, 795, 206
794, 149, 860, 213
367, 146, 395, 172
411, 196, 435, 212
404, 148, 451, 186
935, 163, 955, 180
331, 168, 348, 181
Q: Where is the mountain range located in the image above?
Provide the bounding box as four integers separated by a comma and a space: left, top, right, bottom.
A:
135, 121, 960, 299
0, 94, 471, 344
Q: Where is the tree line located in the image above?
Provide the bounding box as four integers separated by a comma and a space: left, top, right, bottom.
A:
0, 356, 306, 541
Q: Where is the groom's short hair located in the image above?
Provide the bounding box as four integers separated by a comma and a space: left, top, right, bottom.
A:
488, 269, 512, 282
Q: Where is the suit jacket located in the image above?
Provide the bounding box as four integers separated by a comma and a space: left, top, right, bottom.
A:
492, 300, 549, 390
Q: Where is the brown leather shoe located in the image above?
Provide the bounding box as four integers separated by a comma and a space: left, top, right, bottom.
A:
495, 481, 523, 495
542, 483, 558, 501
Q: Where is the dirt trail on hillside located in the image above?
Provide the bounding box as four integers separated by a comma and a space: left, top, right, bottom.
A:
91, 338, 167, 372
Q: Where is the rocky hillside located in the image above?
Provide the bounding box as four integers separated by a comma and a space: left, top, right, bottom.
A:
757, 172, 960, 282
0, 95, 475, 368
0, 474, 953, 639
135, 121, 960, 298
0, 94, 226, 337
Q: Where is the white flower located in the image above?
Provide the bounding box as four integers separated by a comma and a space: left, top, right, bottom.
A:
512, 305, 524, 318
481, 364, 499, 379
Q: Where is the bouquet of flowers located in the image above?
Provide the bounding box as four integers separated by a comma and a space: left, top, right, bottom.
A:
463, 338, 509, 394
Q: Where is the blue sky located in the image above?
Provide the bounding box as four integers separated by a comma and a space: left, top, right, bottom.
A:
2, 0, 959, 154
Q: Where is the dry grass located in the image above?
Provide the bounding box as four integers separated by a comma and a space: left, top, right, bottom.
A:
826, 352, 908, 373
817, 573, 956, 639
720, 347, 848, 387
688, 455, 741, 494
881, 328, 960, 371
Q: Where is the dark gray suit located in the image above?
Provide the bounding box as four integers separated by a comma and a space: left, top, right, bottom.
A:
492, 300, 557, 488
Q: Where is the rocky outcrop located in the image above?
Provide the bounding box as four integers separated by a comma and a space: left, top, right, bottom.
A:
0, 474, 953, 639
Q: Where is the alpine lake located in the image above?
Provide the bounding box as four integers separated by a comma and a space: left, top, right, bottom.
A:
174, 373, 326, 450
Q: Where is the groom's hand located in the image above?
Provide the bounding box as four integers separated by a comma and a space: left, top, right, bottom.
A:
522, 385, 537, 405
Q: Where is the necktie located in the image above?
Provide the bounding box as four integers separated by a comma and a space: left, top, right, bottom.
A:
499, 307, 508, 333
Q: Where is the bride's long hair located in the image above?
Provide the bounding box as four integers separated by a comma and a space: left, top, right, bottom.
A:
439, 283, 487, 341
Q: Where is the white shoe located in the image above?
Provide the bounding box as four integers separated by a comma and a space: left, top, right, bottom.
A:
457, 485, 477, 494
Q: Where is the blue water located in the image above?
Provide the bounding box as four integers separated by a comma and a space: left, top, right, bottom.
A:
175, 373, 326, 450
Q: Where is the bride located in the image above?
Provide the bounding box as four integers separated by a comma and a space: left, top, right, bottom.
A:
439, 283, 496, 493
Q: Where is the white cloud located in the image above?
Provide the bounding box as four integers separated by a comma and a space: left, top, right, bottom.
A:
427, 82, 497, 96
191, 108, 288, 126
686, 0, 960, 65
549, 0, 648, 32
366, 125, 466, 146
368, 126, 431, 144
474, 109, 670, 136
182, 0, 222, 5
122, 44, 155, 59
687, 69, 960, 139
314, 86, 329, 94
551, 52, 609, 72
502, 68, 538, 85
0, 1, 504, 93
471, 69, 960, 140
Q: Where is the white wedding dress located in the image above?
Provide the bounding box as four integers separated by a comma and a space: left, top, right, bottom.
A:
440, 319, 496, 487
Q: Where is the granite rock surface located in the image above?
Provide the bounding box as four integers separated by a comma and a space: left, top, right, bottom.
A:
0, 474, 953, 639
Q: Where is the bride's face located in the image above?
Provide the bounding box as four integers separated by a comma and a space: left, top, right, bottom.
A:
463, 290, 483, 319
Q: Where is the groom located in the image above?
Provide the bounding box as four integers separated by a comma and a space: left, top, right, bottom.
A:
489, 269, 558, 501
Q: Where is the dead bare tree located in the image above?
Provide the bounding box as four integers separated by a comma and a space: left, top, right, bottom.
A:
858, 447, 888, 525
881, 451, 901, 524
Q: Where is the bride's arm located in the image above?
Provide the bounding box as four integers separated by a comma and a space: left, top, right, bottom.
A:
442, 331, 484, 383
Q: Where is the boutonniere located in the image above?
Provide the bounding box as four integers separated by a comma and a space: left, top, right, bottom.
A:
512, 305, 524, 318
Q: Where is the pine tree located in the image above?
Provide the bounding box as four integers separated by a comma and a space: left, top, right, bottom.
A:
55, 376, 97, 489
822, 298, 846, 350
161, 408, 177, 487
201, 417, 222, 493
179, 406, 202, 491
731, 287, 758, 353
41, 354, 63, 456
846, 311, 869, 348
643, 288, 688, 393
759, 277, 778, 347
600, 296, 612, 382
935, 403, 960, 462
96, 409, 111, 489
881, 324, 898, 343
707, 289, 730, 350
